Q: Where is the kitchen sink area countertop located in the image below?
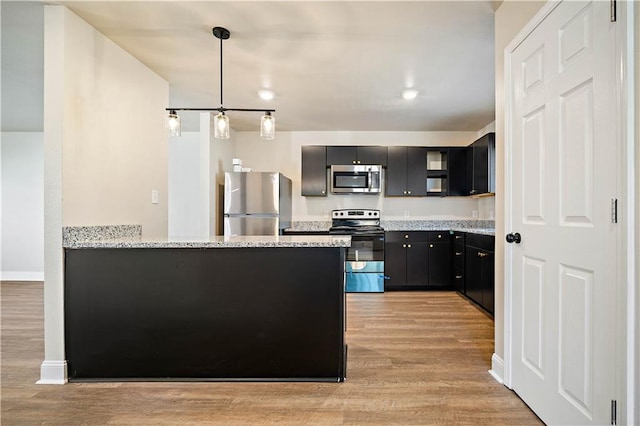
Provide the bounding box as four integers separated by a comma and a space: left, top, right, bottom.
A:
285, 219, 495, 236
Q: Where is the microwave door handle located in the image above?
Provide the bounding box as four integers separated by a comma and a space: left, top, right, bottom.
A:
368, 170, 373, 191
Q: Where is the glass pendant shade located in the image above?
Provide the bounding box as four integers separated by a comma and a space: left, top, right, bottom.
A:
214, 112, 230, 139
166, 111, 181, 137
260, 113, 275, 140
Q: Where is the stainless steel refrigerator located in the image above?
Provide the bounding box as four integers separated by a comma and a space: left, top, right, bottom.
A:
223, 172, 292, 236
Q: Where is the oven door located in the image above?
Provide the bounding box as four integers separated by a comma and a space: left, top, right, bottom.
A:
345, 233, 384, 293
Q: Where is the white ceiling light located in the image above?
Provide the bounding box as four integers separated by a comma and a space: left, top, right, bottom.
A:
258, 90, 275, 101
402, 89, 419, 100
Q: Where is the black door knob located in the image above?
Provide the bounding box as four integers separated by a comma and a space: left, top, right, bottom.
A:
506, 233, 521, 244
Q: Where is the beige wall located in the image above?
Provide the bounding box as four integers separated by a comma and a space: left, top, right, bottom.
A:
59, 8, 169, 238
493, 0, 545, 370
234, 131, 487, 222
41, 5, 169, 382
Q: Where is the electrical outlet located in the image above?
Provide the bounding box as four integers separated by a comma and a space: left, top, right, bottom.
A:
151, 190, 159, 205
404, 211, 410, 218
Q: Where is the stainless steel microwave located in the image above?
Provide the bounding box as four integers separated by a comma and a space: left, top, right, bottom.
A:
330, 165, 382, 194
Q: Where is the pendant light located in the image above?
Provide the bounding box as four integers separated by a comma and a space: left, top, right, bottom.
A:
165, 26, 276, 139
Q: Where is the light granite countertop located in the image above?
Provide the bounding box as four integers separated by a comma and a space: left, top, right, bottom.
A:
64, 235, 352, 249
286, 220, 495, 236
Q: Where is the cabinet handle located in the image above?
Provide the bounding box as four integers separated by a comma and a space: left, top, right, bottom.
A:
352, 160, 356, 164
404, 234, 409, 239
470, 189, 476, 194
455, 235, 462, 239
478, 252, 487, 258
429, 244, 433, 248
408, 190, 411, 194
407, 244, 412, 248
403, 190, 407, 195
322, 190, 325, 194
455, 252, 462, 256
455, 275, 463, 279
402, 244, 406, 248
357, 160, 361, 164
438, 234, 442, 239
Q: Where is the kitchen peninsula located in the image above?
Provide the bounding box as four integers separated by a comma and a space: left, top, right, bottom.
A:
63, 227, 350, 382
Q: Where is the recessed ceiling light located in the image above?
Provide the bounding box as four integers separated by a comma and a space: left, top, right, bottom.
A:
402, 89, 418, 100
258, 90, 275, 101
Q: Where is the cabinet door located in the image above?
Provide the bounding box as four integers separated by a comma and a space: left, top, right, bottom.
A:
406, 147, 427, 196
301, 146, 327, 196
326, 146, 357, 165
428, 241, 450, 288
465, 246, 483, 306
386, 146, 408, 196
481, 251, 495, 314
406, 242, 429, 286
357, 146, 387, 166
384, 241, 407, 290
448, 147, 469, 196
470, 133, 495, 195
471, 138, 489, 194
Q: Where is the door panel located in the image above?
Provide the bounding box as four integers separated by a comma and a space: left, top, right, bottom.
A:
558, 264, 593, 416
224, 172, 279, 215
507, 1, 618, 424
223, 217, 279, 236
559, 81, 594, 226
521, 256, 545, 378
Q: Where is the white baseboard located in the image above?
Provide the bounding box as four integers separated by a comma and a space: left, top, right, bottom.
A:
488, 353, 505, 384
37, 360, 68, 384
1, 271, 45, 281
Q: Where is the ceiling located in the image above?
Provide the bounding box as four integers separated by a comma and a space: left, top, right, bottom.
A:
1, 1, 498, 133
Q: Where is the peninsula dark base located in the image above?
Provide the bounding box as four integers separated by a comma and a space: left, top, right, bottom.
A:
64, 247, 346, 382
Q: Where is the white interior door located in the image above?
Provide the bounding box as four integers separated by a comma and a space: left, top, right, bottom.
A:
506, 1, 620, 424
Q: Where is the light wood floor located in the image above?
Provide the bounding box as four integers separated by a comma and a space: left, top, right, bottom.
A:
1, 281, 541, 425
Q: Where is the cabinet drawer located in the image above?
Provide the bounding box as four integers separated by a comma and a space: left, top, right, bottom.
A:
466, 233, 494, 251
452, 232, 465, 245
385, 231, 429, 243
453, 247, 465, 268
452, 266, 465, 292
428, 231, 449, 242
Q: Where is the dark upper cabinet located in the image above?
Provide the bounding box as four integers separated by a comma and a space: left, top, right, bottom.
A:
386, 146, 427, 196
468, 133, 495, 196
326, 146, 387, 166
448, 147, 469, 196
425, 148, 449, 197
301, 146, 327, 196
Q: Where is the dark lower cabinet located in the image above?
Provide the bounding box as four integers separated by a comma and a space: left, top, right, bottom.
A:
463, 233, 495, 315
427, 232, 450, 288
384, 231, 450, 290
451, 232, 465, 292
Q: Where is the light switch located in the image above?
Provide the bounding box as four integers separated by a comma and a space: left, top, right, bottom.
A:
151, 190, 159, 204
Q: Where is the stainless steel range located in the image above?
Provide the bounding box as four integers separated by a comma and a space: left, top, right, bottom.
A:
329, 209, 384, 293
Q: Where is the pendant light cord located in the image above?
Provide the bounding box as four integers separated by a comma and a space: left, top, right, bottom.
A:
219, 35, 224, 108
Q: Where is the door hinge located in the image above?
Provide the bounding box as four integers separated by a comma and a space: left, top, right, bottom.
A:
611, 198, 618, 223
611, 0, 617, 22
611, 400, 617, 425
